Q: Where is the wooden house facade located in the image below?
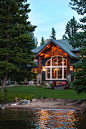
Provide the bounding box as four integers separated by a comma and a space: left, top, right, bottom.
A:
31, 39, 80, 83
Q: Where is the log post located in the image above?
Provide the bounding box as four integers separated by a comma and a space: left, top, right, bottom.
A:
67, 56, 71, 82
39, 56, 41, 74
37, 58, 39, 74
67, 56, 70, 74
37, 56, 41, 74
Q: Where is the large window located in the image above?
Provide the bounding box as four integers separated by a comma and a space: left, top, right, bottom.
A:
58, 68, 62, 78
46, 68, 50, 79
46, 59, 50, 66
52, 68, 57, 78
64, 68, 67, 78
44, 56, 67, 80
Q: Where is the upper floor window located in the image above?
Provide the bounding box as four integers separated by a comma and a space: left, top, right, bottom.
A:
46, 56, 67, 66
45, 56, 67, 80
46, 59, 50, 66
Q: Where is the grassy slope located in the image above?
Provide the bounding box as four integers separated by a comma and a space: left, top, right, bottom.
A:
6, 86, 86, 100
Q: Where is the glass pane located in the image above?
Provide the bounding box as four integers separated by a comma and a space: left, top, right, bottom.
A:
46, 68, 50, 79
52, 68, 57, 78
58, 68, 62, 78
46, 60, 50, 66
64, 68, 67, 78
70, 66, 73, 71
58, 57, 62, 66
52, 57, 58, 66
64, 59, 67, 65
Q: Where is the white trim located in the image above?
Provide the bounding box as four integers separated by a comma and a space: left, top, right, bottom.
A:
50, 67, 52, 79
46, 79, 67, 80
43, 56, 67, 80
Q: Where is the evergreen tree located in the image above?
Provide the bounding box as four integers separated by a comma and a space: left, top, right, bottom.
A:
0, 0, 36, 92
62, 34, 67, 39
40, 37, 45, 46
35, 37, 38, 48
64, 16, 79, 46
69, 0, 86, 93
51, 28, 56, 40
31, 33, 38, 48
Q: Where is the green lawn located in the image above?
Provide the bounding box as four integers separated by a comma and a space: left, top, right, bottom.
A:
6, 86, 86, 100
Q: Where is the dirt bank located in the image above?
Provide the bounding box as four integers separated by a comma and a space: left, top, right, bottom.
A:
0, 98, 86, 111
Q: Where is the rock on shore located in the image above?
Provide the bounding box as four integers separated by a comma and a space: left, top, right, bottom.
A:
0, 98, 86, 111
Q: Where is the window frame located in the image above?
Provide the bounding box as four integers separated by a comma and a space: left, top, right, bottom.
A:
44, 56, 67, 80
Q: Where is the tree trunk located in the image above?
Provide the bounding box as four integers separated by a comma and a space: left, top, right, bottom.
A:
1, 4, 10, 93
1, 72, 7, 93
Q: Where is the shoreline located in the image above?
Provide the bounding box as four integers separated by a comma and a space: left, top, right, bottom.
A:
0, 98, 86, 111
3, 105, 86, 112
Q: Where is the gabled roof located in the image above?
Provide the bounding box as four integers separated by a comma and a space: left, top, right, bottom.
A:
32, 39, 80, 58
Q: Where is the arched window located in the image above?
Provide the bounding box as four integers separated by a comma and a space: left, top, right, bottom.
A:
44, 56, 67, 80
46, 59, 50, 66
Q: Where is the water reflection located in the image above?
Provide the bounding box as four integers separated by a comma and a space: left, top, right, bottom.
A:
0, 108, 86, 129
36, 109, 78, 128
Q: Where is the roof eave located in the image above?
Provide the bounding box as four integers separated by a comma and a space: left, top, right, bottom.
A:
35, 39, 52, 58
52, 39, 77, 58
34, 39, 77, 59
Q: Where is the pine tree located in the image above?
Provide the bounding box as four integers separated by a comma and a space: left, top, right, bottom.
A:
35, 37, 38, 48
31, 33, 38, 48
40, 37, 45, 46
64, 16, 79, 47
62, 34, 67, 39
51, 28, 56, 40
69, 0, 86, 93
0, 0, 36, 92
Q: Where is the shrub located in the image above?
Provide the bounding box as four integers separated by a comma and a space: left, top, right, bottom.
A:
0, 89, 34, 103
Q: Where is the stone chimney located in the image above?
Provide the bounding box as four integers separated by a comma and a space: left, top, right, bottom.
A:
46, 39, 50, 43
46, 35, 52, 43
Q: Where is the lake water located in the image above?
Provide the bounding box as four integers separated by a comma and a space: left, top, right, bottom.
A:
0, 108, 86, 129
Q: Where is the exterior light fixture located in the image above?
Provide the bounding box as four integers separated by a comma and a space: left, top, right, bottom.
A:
43, 68, 46, 71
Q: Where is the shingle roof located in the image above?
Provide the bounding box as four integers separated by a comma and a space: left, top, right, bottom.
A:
71, 60, 82, 65
32, 39, 80, 58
